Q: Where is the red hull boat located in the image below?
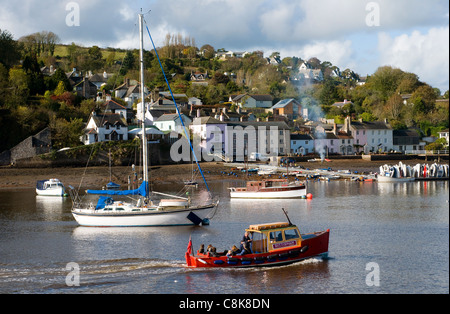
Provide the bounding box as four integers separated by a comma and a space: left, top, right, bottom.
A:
185, 219, 330, 268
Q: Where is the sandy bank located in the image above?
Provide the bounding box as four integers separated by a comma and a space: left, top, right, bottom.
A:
0, 159, 438, 189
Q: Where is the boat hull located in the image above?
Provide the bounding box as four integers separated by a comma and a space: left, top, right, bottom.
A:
72, 204, 217, 227
377, 176, 415, 182
230, 186, 306, 199
185, 229, 329, 268
36, 187, 66, 196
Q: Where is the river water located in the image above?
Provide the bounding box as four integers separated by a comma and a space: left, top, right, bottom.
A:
0, 179, 448, 294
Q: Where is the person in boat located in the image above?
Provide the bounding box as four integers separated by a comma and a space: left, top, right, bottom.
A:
206, 244, 218, 257
226, 245, 240, 257
199, 244, 205, 254
238, 242, 251, 256
240, 231, 253, 252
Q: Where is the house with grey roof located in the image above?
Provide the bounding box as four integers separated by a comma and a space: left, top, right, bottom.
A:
153, 113, 192, 133
82, 112, 128, 145
229, 94, 273, 109
114, 78, 149, 107
291, 133, 314, 155
270, 99, 306, 120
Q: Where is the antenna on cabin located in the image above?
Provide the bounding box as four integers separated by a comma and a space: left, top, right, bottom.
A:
282, 208, 293, 226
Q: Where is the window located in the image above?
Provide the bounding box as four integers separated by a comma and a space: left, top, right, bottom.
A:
284, 229, 299, 240
270, 231, 283, 242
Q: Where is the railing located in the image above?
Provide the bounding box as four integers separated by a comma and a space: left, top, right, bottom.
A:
405, 150, 449, 155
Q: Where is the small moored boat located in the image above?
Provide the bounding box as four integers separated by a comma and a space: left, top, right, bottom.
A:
229, 179, 306, 199
185, 210, 329, 268
36, 178, 67, 197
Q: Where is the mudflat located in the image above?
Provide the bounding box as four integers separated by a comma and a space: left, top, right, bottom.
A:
0, 159, 433, 189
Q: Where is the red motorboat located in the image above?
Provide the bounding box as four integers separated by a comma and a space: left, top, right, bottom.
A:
185, 211, 330, 268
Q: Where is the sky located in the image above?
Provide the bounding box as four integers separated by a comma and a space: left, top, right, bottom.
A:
0, 0, 448, 92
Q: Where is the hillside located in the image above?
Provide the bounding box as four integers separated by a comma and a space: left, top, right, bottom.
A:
0, 28, 449, 153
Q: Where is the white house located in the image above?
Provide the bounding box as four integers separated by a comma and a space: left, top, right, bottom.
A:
224, 121, 291, 162
114, 78, 149, 107
153, 113, 192, 133
364, 121, 394, 153
82, 112, 128, 145
188, 97, 203, 106
290, 134, 314, 155
438, 129, 449, 147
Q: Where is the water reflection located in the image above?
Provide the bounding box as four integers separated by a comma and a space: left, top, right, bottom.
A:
0, 179, 448, 294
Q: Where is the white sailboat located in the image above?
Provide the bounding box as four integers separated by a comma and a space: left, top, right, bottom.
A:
69, 13, 218, 227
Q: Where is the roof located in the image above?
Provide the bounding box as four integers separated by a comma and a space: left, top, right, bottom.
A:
192, 117, 226, 124
90, 113, 127, 127
291, 133, 313, 140
102, 100, 127, 110
230, 94, 273, 102
272, 99, 300, 109
227, 121, 290, 130
128, 126, 164, 135
248, 222, 291, 231
154, 113, 191, 122
351, 121, 391, 130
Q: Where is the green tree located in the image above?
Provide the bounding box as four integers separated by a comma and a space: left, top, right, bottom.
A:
0, 29, 20, 68
410, 84, 436, 115
368, 66, 405, 100
7, 68, 29, 108
121, 50, 135, 75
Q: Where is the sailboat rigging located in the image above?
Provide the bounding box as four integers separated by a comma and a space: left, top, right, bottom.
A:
69, 12, 218, 227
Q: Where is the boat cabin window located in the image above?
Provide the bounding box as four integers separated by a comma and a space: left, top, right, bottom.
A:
251, 232, 268, 253
284, 228, 299, 240
270, 231, 283, 242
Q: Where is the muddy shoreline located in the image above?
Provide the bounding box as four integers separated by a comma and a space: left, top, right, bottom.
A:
1, 159, 442, 189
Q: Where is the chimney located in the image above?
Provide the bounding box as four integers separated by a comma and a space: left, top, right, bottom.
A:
220, 112, 224, 122
103, 71, 108, 79
125, 78, 130, 87
333, 123, 337, 135
197, 109, 201, 118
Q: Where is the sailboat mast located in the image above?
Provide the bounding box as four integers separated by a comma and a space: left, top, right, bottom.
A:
139, 13, 149, 190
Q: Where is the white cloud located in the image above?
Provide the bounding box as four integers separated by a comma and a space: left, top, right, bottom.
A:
0, 0, 448, 90
378, 26, 449, 91
297, 40, 356, 70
